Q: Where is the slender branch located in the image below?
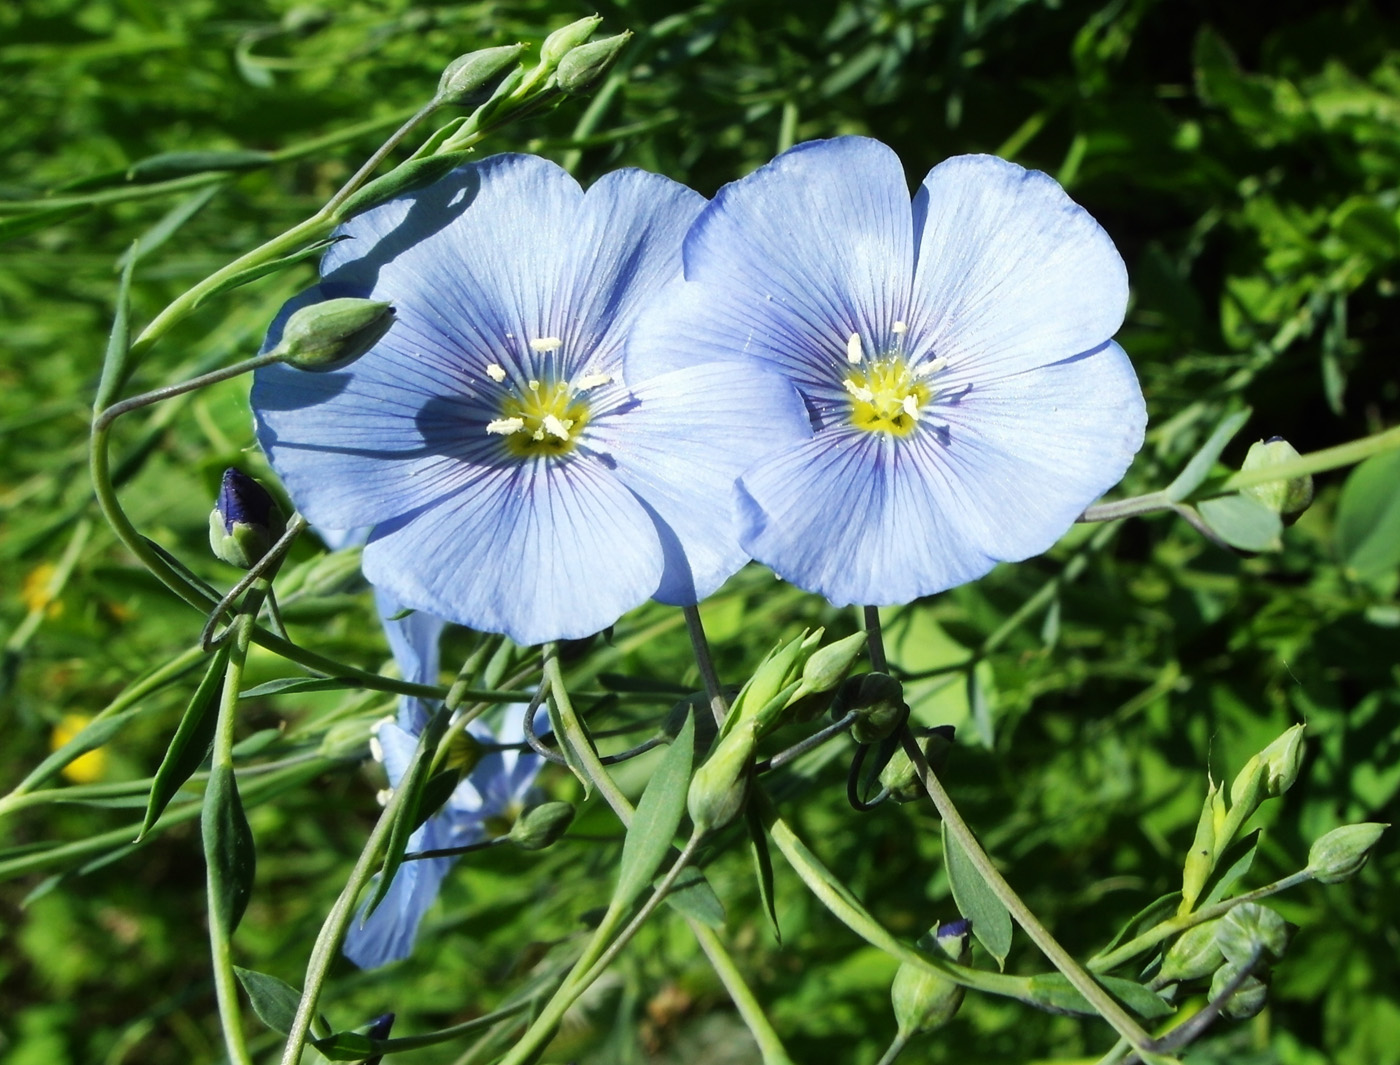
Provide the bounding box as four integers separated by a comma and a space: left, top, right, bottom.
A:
863, 606, 888, 672
684, 604, 729, 727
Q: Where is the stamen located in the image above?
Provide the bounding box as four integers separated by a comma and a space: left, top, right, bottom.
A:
368, 735, 384, 763
892, 321, 907, 335
485, 363, 507, 382
843, 378, 875, 403
576, 372, 612, 390
541, 414, 572, 440
846, 332, 864, 364
913, 357, 947, 378
486, 417, 526, 435
902, 395, 921, 420
527, 379, 540, 391
530, 337, 562, 353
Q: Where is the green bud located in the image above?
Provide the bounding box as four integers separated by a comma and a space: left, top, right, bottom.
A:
1307, 822, 1388, 884
687, 724, 757, 834
273, 297, 395, 372
722, 630, 818, 739
509, 802, 575, 851
1209, 961, 1269, 1020
1241, 437, 1314, 523
539, 16, 602, 68
891, 919, 972, 1036
1157, 918, 1224, 984
444, 729, 484, 774
209, 468, 286, 569
1216, 902, 1290, 966
436, 43, 528, 107
878, 726, 956, 803
1179, 779, 1220, 914
555, 32, 631, 95
1259, 724, 1305, 797
785, 631, 866, 722
847, 673, 909, 744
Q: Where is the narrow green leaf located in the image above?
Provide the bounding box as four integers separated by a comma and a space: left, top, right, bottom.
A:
942, 820, 1013, 968
22, 708, 143, 794
1026, 972, 1174, 1020
117, 185, 220, 270
1096, 891, 1179, 956
1202, 830, 1260, 908
312, 1033, 377, 1060
410, 769, 462, 834
239, 675, 352, 698
745, 801, 781, 942
1165, 407, 1252, 501
614, 708, 696, 909
93, 244, 138, 411
663, 866, 725, 928
126, 149, 273, 181
1198, 494, 1283, 551
1335, 450, 1400, 579
0, 204, 90, 243
546, 682, 593, 799
203, 764, 256, 934
234, 966, 302, 1034
190, 237, 343, 311
141, 646, 230, 838
335, 151, 477, 222
361, 708, 448, 920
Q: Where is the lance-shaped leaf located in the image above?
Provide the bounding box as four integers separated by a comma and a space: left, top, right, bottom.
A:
94, 243, 138, 410
203, 763, 256, 934
943, 820, 1013, 969
613, 708, 695, 911
234, 966, 308, 1035
141, 645, 230, 839
1165, 407, 1252, 501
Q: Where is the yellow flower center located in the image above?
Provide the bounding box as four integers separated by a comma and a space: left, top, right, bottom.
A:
486, 377, 591, 457
843, 356, 931, 437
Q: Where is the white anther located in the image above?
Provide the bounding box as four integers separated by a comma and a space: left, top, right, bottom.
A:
368, 735, 384, 764
842, 379, 875, 403
486, 417, 526, 436
541, 414, 572, 440
576, 372, 612, 390
485, 363, 507, 382
845, 332, 864, 364
892, 321, 907, 335
527, 379, 540, 390
902, 395, 921, 420
530, 337, 562, 353
913, 357, 947, 378
376, 788, 393, 807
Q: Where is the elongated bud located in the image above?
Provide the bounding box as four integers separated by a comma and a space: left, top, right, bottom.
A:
436, 43, 528, 107
891, 919, 972, 1036
786, 631, 866, 722
721, 630, 818, 740
847, 672, 909, 744
209, 469, 286, 569
1217, 902, 1290, 966
539, 16, 602, 68
1259, 724, 1305, 797
510, 802, 575, 851
1307, 822, 1388, 883
687, 723, 757, 835
273, 297, 395, 372
878, 725, 955, 804
555, 32, 630, 95
1241, 437, 1314, 523
1157, 918, 1224, 984
1179, 779, 1220, 913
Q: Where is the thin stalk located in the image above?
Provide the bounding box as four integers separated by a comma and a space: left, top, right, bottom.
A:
684, 604, 729, 726
863, 606, 888, 672
895, 723, 1157, 1053
92, 353, 282, 434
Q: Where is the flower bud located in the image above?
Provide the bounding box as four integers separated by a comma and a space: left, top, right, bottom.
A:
1216, 902, 1290, 966
1157, 918, 1224, 985
1307, 822, 1388, 884
846, 672, 909, 744
878, 726, 956, 804
891, 919, 972, 1036
509, 802, 575, 851
555, 32, 631, 95
1241, 437, 1314, 523
444, 729, 484, 774
539, 15, 602, 68
209, 468, 286, 569
1210, 962, 1269, 1020
1179, 779, 1220, 914
687, 723, 757, 835
1259, 724, 1305, 797
436, 43, 528, 108
785, 631, 866, 722
273, 297, 395, 372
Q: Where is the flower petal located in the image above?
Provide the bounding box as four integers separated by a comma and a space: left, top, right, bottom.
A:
361, 458, 663, 646
592, 361, 811, 603
907, 155, 1128, 382
342, 828, 452, 969
644, 137, 914, 390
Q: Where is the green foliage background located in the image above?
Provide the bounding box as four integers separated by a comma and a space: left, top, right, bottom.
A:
2, 0, 1398, 1062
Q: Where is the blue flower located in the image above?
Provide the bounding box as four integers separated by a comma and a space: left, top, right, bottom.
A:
343, 591, 542, 970
253, 155, 805, 645
629, 136, 1148, 606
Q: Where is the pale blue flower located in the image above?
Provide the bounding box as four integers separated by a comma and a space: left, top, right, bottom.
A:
630, 137, 1147, 606
343, 592, 541, 969
253, 155, 805, 645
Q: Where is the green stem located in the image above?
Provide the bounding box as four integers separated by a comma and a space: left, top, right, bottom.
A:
204, 602, 262, 1065
894, 724, 1157, 1052
1088, 870, 1313, 974
684, 604, 729, 726
92, 353, 283, 434
1217, 423, 1400, 491
863, 605, 888, 672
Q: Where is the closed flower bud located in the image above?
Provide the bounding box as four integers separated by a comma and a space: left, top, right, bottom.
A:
1307, 822, 1388, 884
847, 672, 909, 744
1216, 902, 1290, 966
273, 297, 395, 372
1179, 779, 1220, 914
1241, 437, 1314, 523
509, 801, 575, 851
555, 32, 631, 95
1209, 961, 1269, 1020
1158, 918, 1224, 985
891, 919, 972, 1036
687, 724, 757, 834
539, 16, 602, 68
1259, 724, 1305, 797
209, 468, 285, 569
879, 726, 956, 803
437, 43, 528, 108
785, 631, 866, 721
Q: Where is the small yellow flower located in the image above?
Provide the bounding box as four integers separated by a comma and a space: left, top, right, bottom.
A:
22, 564, 64, 618
50, 714, 106, 784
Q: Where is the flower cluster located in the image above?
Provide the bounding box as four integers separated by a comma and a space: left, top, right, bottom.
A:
255, 138, 1144, 642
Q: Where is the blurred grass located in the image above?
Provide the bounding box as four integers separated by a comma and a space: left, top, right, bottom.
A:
2, 1, 1399, 1063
